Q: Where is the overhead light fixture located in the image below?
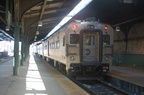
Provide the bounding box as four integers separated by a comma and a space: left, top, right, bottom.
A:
116, 26, 120, 31
120, 0, 133, 3
45, 0, 93, 38
6, 26, 10, 31
36, 31, 39, 35
35, 36, 37, 39
47, 0, 53, 1
38, 21, 42, 27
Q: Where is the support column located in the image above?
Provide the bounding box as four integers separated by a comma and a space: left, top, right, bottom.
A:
20, 33, 24, 66
23, 38, 29, 61
26, 40, 28, 58
13, 22, 20, 75
27, 43, 30, 58
23, 38, 26, 61
25, 40, 30, 59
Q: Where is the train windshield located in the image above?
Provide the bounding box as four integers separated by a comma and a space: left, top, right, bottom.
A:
103, 35, 110, 45
82, 32, 99, 62
84, 35, 95, 46
70, 34, 79, 44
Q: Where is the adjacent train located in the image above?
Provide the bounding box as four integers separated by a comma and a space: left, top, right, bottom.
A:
34, 19, 113, 77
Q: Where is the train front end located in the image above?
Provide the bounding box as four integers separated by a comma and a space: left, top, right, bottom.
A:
68, 21, 113, 77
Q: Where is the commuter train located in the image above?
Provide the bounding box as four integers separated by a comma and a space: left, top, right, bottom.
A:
34, 19, 113, 77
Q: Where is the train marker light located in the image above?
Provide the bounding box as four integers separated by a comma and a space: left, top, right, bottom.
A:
104, 26, 108, 30
72, 24, 77, 30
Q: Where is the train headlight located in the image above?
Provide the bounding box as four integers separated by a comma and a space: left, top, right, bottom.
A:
105, 56, 109, 61
70, 56, 75, 61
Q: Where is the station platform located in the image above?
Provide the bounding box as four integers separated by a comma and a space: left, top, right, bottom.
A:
110, 65, 144, 87
0, 54, 89, 95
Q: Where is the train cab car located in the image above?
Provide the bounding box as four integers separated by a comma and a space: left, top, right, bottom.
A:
36, 20, 113, 77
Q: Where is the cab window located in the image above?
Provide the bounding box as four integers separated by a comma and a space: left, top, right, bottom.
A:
103, 35, 110, 45
85, 35, 95, 46
70, 34, 79, 44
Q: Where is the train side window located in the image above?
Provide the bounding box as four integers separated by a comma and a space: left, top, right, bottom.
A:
85, 35, 95, 46
52, 42, 55, 48
70, 34, 79, 44
50, 43, 52, 49
55, 42, 57, 48
56, 41, 60, 48
44, 45, 47, 50
103, 35, 110, 45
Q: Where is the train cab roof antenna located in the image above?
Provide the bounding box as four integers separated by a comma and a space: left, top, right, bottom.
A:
84, 17, 97, 22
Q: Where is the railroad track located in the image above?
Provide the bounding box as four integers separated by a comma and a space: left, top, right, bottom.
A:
56, 68, 130, 94
78, 79, 130, 95
41, 56, 130, 95
60, 72, 130, 95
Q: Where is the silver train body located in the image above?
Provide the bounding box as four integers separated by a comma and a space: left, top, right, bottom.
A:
34, 20, 113, 76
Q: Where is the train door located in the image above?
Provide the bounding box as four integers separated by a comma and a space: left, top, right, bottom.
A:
82, 30, 101, 63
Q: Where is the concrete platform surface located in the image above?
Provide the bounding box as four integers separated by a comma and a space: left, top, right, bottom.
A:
0, 54, 89, 95
110, 65, 144, 87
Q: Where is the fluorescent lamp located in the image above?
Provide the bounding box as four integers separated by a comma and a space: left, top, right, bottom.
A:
68, 0, 92, 17
36, 31, 39, 35
47, 0, 53, 1
47, 17, 72, 36
38, 21, 42, 27
45, 0, 93, 38
116, 26, 120, 31
6, 26, 10, 31
122, 0, 133, 3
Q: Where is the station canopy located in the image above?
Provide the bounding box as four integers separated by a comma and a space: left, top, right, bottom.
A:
0, 0, 144, 44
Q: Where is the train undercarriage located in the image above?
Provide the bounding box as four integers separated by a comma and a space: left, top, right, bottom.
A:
38, 54, 109, 78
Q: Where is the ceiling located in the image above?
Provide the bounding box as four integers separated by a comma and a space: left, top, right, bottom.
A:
0, 0, 144, 44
